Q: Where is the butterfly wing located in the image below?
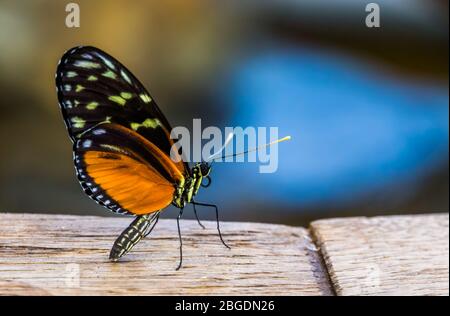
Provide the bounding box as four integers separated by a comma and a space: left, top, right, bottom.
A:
56, 46, 186, 172
74, 123, 184, 215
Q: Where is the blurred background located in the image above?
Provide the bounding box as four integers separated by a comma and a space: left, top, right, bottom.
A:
0, 0, 448, 226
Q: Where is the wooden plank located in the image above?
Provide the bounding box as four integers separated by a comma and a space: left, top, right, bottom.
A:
0, 213, 332, 296
310, 214, 449, 296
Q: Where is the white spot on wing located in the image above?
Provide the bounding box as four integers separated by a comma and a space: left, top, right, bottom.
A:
94, 52, 115, 70
82, 139, 92, 148
121, 69, 132, 85
74, 60, 101, 69
93, 129, 106, 135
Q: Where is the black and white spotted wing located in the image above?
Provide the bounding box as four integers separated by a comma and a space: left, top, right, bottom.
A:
56, 46, 189, 215
56, 46, 178, 157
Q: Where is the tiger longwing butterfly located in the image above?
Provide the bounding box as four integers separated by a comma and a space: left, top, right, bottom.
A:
56, 46, 228, 270
56, 46, 290, 270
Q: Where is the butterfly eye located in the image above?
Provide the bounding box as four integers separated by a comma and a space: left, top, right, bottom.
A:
199, 163, 211, 176
201, 175, 211, 188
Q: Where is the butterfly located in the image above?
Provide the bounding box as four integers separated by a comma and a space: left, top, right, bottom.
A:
55, 46, 229, 270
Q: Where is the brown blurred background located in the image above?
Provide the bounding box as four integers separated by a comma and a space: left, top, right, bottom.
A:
0, 0, 448, 225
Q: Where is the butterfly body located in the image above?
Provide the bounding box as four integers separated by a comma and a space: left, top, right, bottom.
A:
173, 162, 211, 209
56, 46, 226, 268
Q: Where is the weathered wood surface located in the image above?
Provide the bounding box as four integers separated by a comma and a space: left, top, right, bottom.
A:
310, 214, 449, 296
1, 213, 448, 296
0, 213, 332, 296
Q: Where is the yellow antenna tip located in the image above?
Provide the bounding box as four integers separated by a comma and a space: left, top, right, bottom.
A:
278, 135, 291, 142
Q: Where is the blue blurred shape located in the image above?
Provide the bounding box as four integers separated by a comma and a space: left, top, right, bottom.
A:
209, 47, 448, 209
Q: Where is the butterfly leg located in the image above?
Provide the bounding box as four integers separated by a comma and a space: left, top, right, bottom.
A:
192, 201, 230, 249
176, 208, 184, 270
192, 203, 206, 229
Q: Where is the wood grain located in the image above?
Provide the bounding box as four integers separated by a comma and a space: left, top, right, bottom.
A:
0, 213, 332, 296
310, 214, 449, 296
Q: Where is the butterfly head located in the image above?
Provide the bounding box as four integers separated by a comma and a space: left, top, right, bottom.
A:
199, 162, 211, 177
191, 162, 212, 194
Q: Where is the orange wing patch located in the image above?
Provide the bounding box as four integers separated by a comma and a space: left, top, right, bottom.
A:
84, 150, 175, 215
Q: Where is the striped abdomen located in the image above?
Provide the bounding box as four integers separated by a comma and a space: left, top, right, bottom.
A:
109, 212, 159, 261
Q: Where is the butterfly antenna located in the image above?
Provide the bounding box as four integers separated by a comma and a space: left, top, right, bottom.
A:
207, 132, 235, 163
220, 135, 291, 160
